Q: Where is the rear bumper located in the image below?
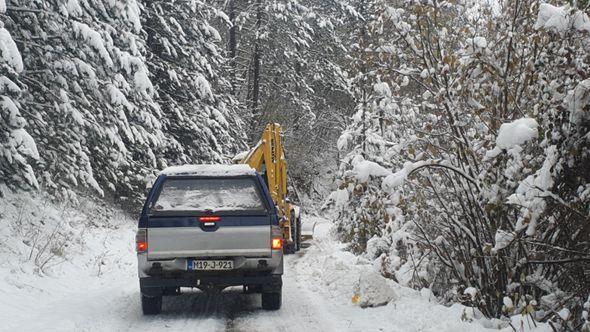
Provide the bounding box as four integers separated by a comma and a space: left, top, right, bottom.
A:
140, 274, 279, 288
137, 250, 283, 278
140, 274, 282, 296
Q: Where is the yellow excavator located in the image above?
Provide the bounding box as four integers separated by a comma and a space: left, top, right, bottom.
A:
235, 123, 302, 254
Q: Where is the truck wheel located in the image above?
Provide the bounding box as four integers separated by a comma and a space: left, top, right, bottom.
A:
141, 294, 162, 315
261, 290, 282, 310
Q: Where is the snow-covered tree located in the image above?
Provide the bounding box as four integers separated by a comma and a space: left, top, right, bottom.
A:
215, 0, 356, 199
0, 7, 39, 195
1, 1, 245, 206
141, 0, 245, 167
3, 1, 163, 202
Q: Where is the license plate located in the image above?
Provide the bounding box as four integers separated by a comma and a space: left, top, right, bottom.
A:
188, 260, 234, 271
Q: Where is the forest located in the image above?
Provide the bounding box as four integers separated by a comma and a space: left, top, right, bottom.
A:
0, 0, 589, 330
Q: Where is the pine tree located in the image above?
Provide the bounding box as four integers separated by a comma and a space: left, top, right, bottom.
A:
0, 7, 38, 195
141, 0, 245, 168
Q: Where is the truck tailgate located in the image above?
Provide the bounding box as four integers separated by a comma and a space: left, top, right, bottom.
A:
147, 215, 271, 259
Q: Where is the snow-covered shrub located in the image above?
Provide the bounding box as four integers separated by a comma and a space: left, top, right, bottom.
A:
1, 190, 131, 276
333, 163, 391, 254
330, 0, 590, 328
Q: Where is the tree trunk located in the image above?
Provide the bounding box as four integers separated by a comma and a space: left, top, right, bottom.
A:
251, 0, 262, 126
228, 0, 237, 94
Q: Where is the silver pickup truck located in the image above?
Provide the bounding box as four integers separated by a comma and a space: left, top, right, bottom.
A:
136, 165, 284, 314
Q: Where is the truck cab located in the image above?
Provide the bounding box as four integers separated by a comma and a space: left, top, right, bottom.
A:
136, 164, 284, 315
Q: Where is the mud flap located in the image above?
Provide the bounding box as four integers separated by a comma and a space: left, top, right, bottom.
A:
261, 275, 282, 293
140, 286, 163, 297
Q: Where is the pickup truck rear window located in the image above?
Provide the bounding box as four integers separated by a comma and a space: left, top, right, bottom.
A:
152, 177, 266, 212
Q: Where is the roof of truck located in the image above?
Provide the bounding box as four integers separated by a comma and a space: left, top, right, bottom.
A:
159, 164, 257, 177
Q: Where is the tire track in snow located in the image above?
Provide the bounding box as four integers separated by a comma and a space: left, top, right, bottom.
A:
227, 217, 343, 332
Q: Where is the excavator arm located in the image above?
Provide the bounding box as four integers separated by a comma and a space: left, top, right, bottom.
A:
237, 123, 301, 253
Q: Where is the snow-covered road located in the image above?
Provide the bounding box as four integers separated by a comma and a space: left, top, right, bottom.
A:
2, 217, 346, 332
1, 214, 543, 332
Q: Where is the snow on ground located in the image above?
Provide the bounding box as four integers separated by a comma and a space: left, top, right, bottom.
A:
0, 193, 549, 331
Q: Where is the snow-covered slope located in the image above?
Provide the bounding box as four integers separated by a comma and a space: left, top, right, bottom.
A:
0, 192, 141, 331
0, 194, 549, 331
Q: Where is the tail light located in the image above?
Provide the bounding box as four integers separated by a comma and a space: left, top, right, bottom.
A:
199, 216, 221, 222
136, 229, 147, 253
199, 216, 220, 227
271, 237, 283, 250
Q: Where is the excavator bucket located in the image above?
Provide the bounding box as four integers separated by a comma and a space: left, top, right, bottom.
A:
301, 219, 316, 242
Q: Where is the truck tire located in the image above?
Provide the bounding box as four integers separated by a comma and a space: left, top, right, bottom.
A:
261, 290, 282, 310
141, 294, 162, 315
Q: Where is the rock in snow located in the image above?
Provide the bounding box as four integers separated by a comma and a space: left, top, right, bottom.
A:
353, 271, 397, 308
